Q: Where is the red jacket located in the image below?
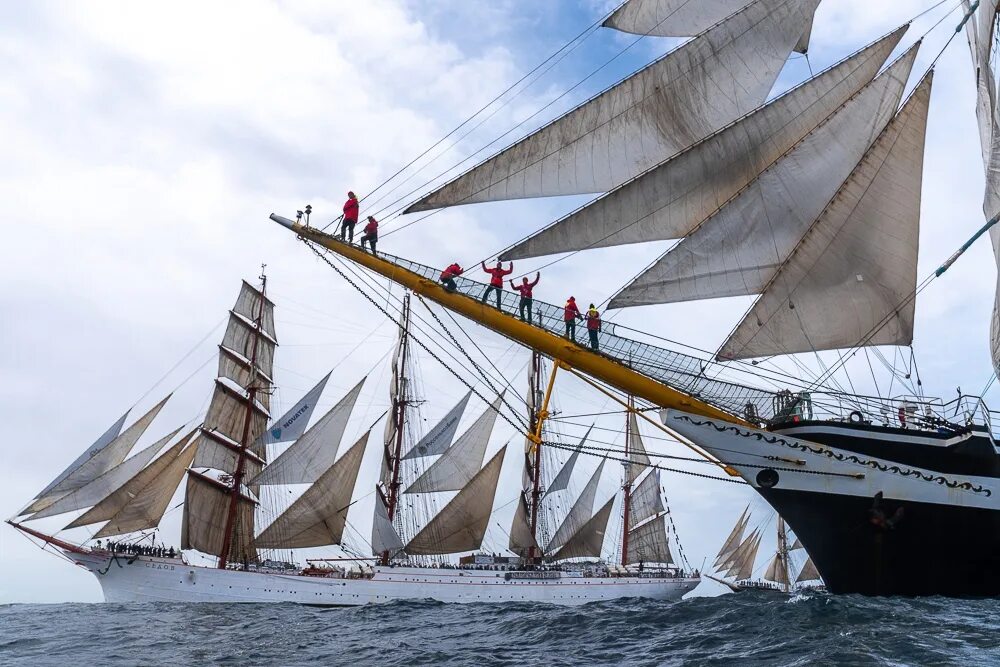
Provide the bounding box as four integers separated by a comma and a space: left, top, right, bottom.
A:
586, 309, 601, 330
441, 263, 463, 280
343, 197, 359, 222
363, 218, 378, 235
482, 262, 513, 287
564, 299, 581, 321
511, 275, 539, 298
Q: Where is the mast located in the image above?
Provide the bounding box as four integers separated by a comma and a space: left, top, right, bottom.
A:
621, 396, 634, 566
777, 517, 790, 594
382, 292, 411, 565
527, 351, 543, 561
218, 266, 267, 570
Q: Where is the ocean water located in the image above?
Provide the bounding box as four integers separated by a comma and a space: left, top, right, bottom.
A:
2, 593, 998, 666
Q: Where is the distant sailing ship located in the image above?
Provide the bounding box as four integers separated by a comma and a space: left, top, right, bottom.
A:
265, 0, 1000, 596
8, 279, 698, 604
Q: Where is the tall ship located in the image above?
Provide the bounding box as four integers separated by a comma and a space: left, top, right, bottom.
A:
258, 0, 1000, 596
8, 278, 698, 604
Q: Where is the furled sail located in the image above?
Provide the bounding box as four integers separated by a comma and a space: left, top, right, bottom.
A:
546, 425, 592, 493
714, 506, 750, 566
628, 470, 665, 529
24, 410, 130, 513
508, 495, 540, 556
502, 28, 905, 261
402, 391, 472, 459
405, 446, 507, 555
251, 378, 366, 486
29, 427, 183, 520
603, 0, 815, 53
719, 72, 932, 360
28, 396, 171, 513
962, 0, 1000, 377
626, 516, 673, 564
372, 493, 405, 555
796, 557, 821, 583
404, 394, 503, 494
93, 441, 199, 538
550, 497, 615, 561
65, 437, 189, 529
405, 0, 820, 211
626, 413, 651, 484
258, 371, 332, 446
610, 44, 918, 308
546, 460, 606, 552
764, 552, 790, 586
181, 470, 258, 561
255, 432, 369, 549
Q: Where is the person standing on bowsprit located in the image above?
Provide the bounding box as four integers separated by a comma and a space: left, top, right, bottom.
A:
481, 260, 513, 310
360, 216, 379, 254
564, 296, 582, 341
440, 263, 464, 292
585, 304, 602, 351
341, 191, 359, 242
510, 273, 540, 324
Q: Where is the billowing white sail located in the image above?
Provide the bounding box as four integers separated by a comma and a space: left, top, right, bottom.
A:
603, 0, 815, 53
719, 72, 932, 360
546, 425, 592, 493
372, 493, 405, 555
627, 413, 651, 484
402, 391, 471, 459
628, 471, 665, 529
626, 516, 673, 564
405, 446, 507, 555
29, 427, 183, 520
94, 441, 199, 538
546, 460, 606, 552
509, 495, 540, 556
796, 557, 821, 583
251, 378, 365, 486
611, 44, 918, 308
404, 394, 502, 494
502, 29, 905, 261
255, 432, 368, 549
405, 0, 819, 211
550, 497, 615, 561
258, 371, 332, 445
715, 506, 750, 566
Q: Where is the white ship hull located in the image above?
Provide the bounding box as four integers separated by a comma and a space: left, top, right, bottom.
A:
67, 552, 698, 605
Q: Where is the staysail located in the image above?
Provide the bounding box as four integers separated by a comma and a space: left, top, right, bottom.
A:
728, 529, 762, 580
402, 391, 471, 459
719, 72, 932, 360
546, 425, 592, 493
626, 413, 651, 484
796, 557, 821, 583
508, 495, 540, 556
502, 28, 905, 260
372, 493, 405, 555
405, 0, 819, 211
550, 497, 615, 560
258, 371, 332, 445
546, 460, 606, 552
715, 506, 750, 567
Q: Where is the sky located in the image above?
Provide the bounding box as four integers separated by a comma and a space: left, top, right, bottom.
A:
2, 0, 999, 603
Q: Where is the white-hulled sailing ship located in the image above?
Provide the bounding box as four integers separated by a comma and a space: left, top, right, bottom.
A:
267, 0, 1000, 596
7, 280, 698, 604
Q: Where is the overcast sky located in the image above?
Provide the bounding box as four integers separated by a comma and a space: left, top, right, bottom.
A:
2, 0, 998, 603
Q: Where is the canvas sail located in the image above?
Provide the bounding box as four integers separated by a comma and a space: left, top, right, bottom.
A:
546, 425, 592, 493
191, 429, 265, 481
610, 44, 918, 308
372, 493, 405, 555
405, 0, 819, 211
546, 460, 606, 553
796, 557, 821, 582
403, 391, 471, 459
233, 280, 277, 342
181, 471, 257, 562
729, 531, 762, 580
626, 516, 673, 564
550, 497, 615, 561
405, 446, 507, 555
628, 470, 665, 529
722, 528, 758, 574
715, 506, 750, 566
764, 553, 790, 586
221, 312, 276, 381
258, 371, 332, 445
719, 72, 932, 360
255, 432, 369, 549
502, 29, 905, 260
509, 495, 540, 556
626, 413, 651, 484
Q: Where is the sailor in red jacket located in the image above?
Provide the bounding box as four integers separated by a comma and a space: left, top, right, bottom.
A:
510, 272, 540, 324
341, 191, 359, 242
440, 263, 464, 292
480, 260, 513, 310
360, 216, 378, 254
563, 296, 582, 342
585, 304, 602, 351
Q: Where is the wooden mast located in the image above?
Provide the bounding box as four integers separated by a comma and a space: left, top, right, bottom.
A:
218, 267, 267, 570
777, 517, 790, 594
381, 292, 411, 565
527, 351, 543, 561
621, 395, 634, 566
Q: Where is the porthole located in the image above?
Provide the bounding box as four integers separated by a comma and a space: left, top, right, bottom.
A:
756, 468, 779, 488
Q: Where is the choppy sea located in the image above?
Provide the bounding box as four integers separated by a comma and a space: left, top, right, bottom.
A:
2, 593, 998, 666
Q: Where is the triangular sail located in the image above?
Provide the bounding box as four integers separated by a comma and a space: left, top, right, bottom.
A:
405, 0, 819, 211
94, 441, 199, 538
29, 427, 183, 520
258, 371, 332, 445
626, 516, 673, 565
372, 493, 405, 555
796, 557, 821, 583
251, 378, 365, 486
404, 394, 503, 494
791, 537, 803, 550
255, 432, 369, 549
722, 528, 758, 575
546, 460, 606, 553
715, 506, 750, 566
610, 44, 919, 309
731, 531, 762, 580
502, 28, 905, 261
402, 391, 472, 459
509, 494, 540, 556
628, 470, 665, 529
550, 497, 615, 561
764, 553, 790, 586
546, 425, 592, 493
626, 413, 651, 484
404, 446, 507, 555
719, 72, 932, 360
603, 0, 815, 53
